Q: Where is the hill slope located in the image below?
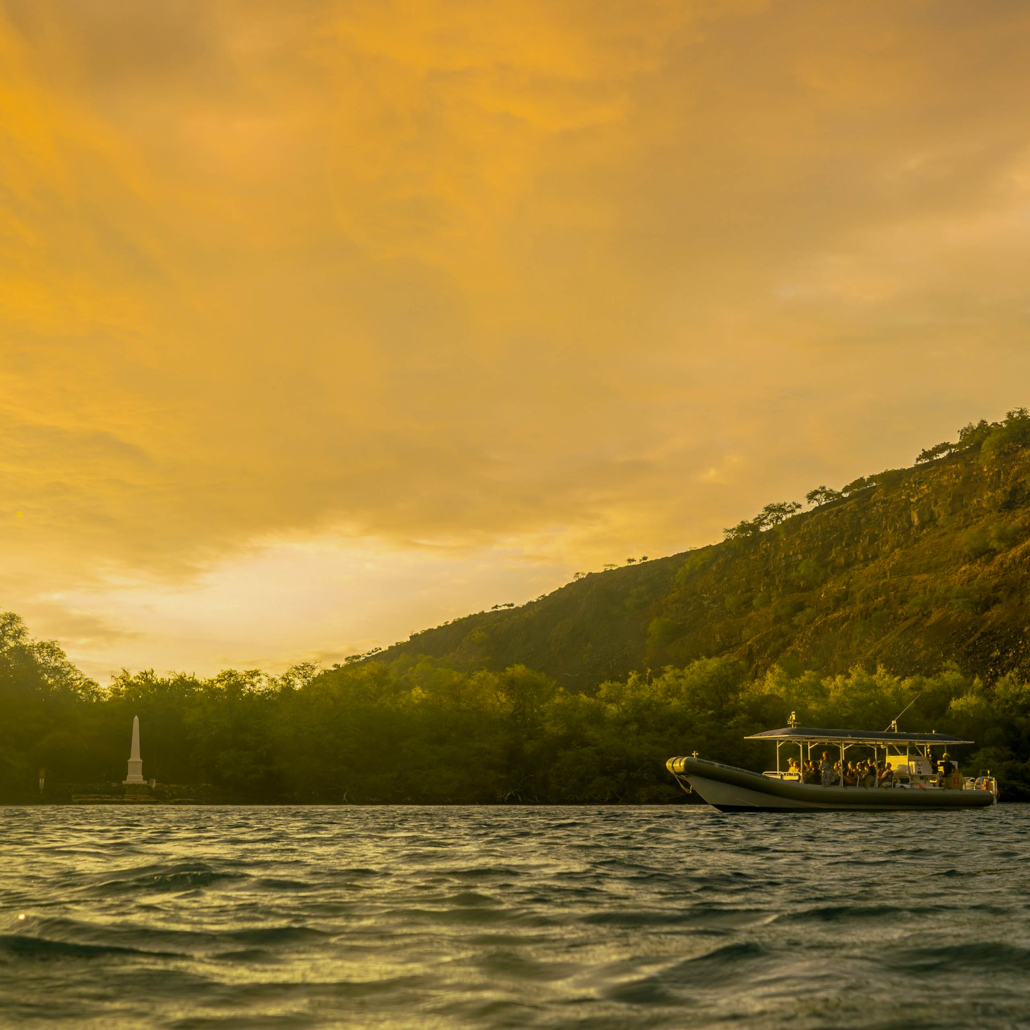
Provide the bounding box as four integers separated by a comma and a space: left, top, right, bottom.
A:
375, 416, 1030, 690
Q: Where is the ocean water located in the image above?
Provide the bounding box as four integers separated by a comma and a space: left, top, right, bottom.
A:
1, 805, 1028, 1030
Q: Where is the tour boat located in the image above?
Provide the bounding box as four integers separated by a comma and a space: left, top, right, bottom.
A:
667, 718, 998, 811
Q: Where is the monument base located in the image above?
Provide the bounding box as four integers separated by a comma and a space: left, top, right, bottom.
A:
124, 758, 144, 784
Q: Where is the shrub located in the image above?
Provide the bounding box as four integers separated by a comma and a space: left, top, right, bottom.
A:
790, 559, 825, 591
980, 411, 1030, 464
958, 418, 993, 449
675, 549, 715, 588
947, 581, 994, 614
962, 521, 1026, 559
961, 531, 994, 560
647, 617, 682, 651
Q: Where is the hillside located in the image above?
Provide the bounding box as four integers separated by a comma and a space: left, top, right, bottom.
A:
374, 414, 1030, 691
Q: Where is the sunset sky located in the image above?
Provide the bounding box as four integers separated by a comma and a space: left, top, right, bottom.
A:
3, 0, 1030, 681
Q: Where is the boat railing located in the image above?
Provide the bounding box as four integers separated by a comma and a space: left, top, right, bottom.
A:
758, 771, 1000, 793
759, 769, 996, 791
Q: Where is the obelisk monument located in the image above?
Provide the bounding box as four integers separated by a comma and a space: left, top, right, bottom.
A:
123, 715, 145, 784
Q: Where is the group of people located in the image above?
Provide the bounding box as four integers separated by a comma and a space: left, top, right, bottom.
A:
784, 751, 957, 787
785, 754, 898, 788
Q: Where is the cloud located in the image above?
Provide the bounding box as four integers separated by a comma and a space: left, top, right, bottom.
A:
15, 602, 137, 649
2, 0, 1030, 670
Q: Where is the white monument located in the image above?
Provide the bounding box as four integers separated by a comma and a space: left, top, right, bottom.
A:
123, 715, 145, 784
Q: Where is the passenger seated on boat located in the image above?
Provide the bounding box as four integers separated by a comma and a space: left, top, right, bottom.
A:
803, 761, 819, 785
859, 763, 877, 789
787, 757, 799, 777
877, 761, 893, 787
819, 752, 836, 787
843, 762, 859, 787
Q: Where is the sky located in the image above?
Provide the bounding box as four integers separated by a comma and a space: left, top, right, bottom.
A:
3, 0, 1030, 682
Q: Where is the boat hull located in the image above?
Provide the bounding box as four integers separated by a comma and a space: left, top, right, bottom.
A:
668, 756, 996, 811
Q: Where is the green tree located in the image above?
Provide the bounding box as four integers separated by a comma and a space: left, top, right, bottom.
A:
805, 485, 842, 506
757, 501, 802, 527
916, 441, 955, 463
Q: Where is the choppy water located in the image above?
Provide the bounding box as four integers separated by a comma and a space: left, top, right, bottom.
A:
1, 805, 1028, 1029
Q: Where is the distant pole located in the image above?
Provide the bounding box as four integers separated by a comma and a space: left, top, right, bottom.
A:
38, 768, 45, 795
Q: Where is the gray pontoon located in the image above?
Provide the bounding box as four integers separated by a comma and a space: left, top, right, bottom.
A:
667, 719, 998, 811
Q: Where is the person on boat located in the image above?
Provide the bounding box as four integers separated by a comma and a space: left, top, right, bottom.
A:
859, 762, 876, 788
819, 752, 836, 786
843, 762, 859, 787
803, 761, 819, 785
938, 752, 955, 787
787, 757, 800, 777
877, 761, 893, 787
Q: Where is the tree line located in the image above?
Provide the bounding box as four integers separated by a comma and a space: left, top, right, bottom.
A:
2, 612, 1029, 803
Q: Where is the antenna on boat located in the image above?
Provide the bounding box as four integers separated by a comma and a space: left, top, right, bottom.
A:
885, 693, 922, 733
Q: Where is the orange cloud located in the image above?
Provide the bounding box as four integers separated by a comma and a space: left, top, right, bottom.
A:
2, 0, 1030, 673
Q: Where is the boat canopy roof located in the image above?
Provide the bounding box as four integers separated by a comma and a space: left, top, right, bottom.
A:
745, 726, 974, 746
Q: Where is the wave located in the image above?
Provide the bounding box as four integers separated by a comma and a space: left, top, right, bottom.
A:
444, 866, 522, 879
253, 877, 312, 891
783, 903, 938, 924
583, 906, 768, 929
782, 901, 1013, 924
223, 926, 330, 946
85, 861, 243, 895
886, 941, 1030, 975
0, 934, 180, 961
605, 943, 770, 1004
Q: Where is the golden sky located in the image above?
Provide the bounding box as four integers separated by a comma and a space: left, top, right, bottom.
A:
3, 0, 1030, 679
